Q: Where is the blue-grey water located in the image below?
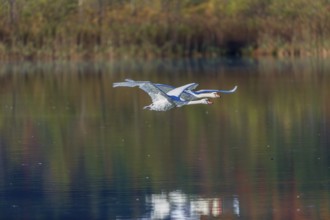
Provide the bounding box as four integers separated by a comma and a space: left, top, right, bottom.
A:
0, 58, 329, 219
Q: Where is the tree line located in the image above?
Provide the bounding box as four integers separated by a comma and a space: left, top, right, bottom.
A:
1, 0, 330, 60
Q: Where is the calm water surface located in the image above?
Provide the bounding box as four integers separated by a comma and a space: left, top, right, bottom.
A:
0, 58, 329, 219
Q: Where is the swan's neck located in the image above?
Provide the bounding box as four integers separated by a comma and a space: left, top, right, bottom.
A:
187, 99, 207, 105
194, 93, 213, 98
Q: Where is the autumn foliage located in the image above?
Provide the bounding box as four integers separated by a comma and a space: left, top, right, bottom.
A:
1, 0, 330, 60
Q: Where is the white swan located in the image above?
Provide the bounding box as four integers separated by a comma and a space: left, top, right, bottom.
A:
113, 79, 213, 111
155, 83, 237, 101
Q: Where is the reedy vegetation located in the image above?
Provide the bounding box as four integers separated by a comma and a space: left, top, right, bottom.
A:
1, 0, 330, 60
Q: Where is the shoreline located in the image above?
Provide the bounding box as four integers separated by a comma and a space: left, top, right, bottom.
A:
1, 44, 330, 62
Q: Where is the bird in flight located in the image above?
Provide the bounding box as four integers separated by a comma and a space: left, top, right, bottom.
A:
155, 82, 237, 100
113, 79, 237, 111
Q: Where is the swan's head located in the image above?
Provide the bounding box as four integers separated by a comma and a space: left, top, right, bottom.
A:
210, 92, 220, 98
202, 98, 213, 105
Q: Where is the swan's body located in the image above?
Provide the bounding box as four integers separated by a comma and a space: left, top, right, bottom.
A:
144, 97, 211, 111
155, 83, 237, 101
113, 79, 212, 111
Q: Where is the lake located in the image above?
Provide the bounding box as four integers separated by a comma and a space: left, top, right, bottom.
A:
0, 58, 329, 219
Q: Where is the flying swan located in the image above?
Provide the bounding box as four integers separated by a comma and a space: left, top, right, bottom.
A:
113, 79, 213, 111
155, 82, 237, 101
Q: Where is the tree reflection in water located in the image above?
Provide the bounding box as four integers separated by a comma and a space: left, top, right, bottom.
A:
0, 59, 329, 219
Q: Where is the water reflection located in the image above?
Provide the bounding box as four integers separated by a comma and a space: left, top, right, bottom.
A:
0, 58, 329, 219
145, 191, 240, 219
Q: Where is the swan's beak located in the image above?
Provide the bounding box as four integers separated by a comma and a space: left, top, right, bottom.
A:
207, 99, 213, 104
215, 93, 220, 98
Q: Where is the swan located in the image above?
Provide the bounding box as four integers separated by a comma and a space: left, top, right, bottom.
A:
155, 83, 237, 101
113, 79, 213, 111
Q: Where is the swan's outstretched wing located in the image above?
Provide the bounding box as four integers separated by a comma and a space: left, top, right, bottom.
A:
155, 83, 199, 92
194, 85, 238, 94
154, 83, 174, 93
155, 83, 199, 93
166, 83, 198, 97
113, 79, 172, 103
155, 83, 199, 101
113, 79, 148, 88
